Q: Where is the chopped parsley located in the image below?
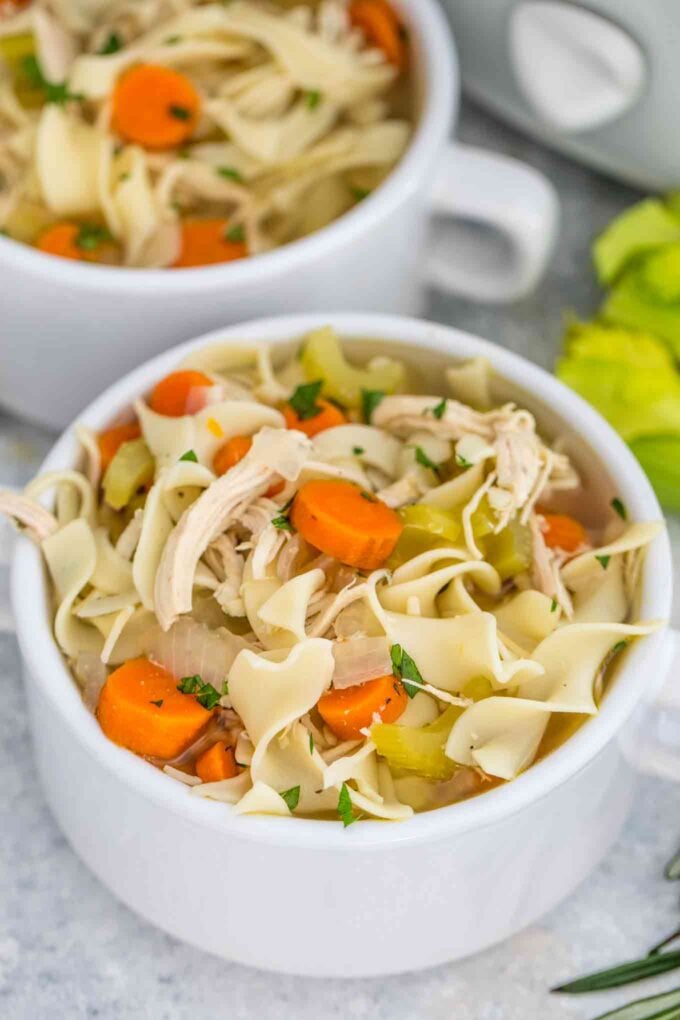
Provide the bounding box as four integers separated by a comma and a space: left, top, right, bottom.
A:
390, 644, 423, 699
289, 380, 323, 420
595, 554, 611, 570
221, 680, 229, 696
611, 497, 627, 520
22, 56, 84, 104
309, 732, 314, 755
272, 514, 293, 531
98, 32, 122, 55
216, 165, 242, 182
74, 223, 112, 252
350, 186, 370, 201
611, 640, 628, 656
149, 699, 164, 708
305, 89, 322, 109
164, 34, 182, 44
168, 104, 191, 121
414, 445, 441, 475
352, 446, 365, 456
177, 675, 222, 710
431, 397, 447, 420
225, 223, 245, 244
361, 388, 385, 423
337, 782, 357, 827
179, 449, 198, 462
280, 786, 301, 811
360, 490, 377, 502
456, 454, 472, 469
550, 598, 558, 613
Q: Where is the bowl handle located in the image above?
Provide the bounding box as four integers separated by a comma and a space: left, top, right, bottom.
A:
425, 142, 559, 304
623, 628, 680, 782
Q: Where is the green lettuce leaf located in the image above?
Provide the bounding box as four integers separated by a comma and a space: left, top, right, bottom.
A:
602, 247, 680, 359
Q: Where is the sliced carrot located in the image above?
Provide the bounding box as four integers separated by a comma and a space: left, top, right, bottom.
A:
283, 398, 347, 438
540, 512, 588, 553
111, 64, 200, 150
318, 675, 408, 740
36, 222, 117, 263
173, 220, 247, 269
98, 421, 142, 474
149, 369, 214, 417
212, 434, 283, 496
349, 0, 406, 68
290, 479, 403, 570
97, 658, 213, 760
195, 742, 238, 783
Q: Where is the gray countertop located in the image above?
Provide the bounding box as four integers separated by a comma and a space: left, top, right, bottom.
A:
2, 99, 680, 1020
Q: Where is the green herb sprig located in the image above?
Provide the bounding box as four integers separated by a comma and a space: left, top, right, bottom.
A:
390, 644, 423, 699
289, 380, 324, 421
22, 55, 84, 104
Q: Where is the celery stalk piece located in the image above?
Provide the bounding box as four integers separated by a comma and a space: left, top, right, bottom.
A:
300, 326, 405, 409
593, 199, 680, 285
371, 705, 463, 780
629, 435, 680, 512
0, 34, 44, 108
461, 675, 494, 702
103, 439, 154, 511
388, 504, 461, 567
602, 247, 680, 359
485, 518, 532, 581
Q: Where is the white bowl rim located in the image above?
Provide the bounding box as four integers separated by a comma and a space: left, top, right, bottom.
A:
12, 312, 672, 850
0, 0, 455, 295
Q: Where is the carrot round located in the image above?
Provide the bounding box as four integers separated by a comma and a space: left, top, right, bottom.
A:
98, 421, 142, 473
173, 220, 247, 269
318, 675, 408, 740
540, 512, 588, 553
111, 64, 200, 150
349, 0, 406, 68
97, 658, 213, 760
195, 742, 238, 783
212, 434, 284, 496
290, 479, 403, 569
283, 398, 347, 438
149, 369, 213, 417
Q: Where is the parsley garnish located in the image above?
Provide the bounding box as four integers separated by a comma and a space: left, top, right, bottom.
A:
352, 446, 365, 456
272, 514, 293, 531
360, 490, 377, 503
596, 554, 611, 570
289, 380, 323, 420
550, 598, 558, 613
74, 224, 112, 252
305, 89, 321, 109
361, 388, 385, 423
22, 56, 84, 104
177, 675, 221, 710
611, 640, 628, 656
164, 34, 182, 44
350, 186, 370, 201
179, 449, 198, 462
280, 786, 301, 811
168, 104, 191, 121
225, 223, 245, 243
217, 165, 242, 182
431, 398, 447, 420
456, 454, 472, 468
611, 497, 627, 520
221, 680, 229, 696
98, 32, 122, 55
149, 699, 164, 708
309, 732, 314, 755
390, 644, 422, 699
337, 782, 357, 827
414, 445, 440, 475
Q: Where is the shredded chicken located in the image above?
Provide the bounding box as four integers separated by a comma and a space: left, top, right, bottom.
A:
529, 514, 573, 617
373, 395, 523, 441
0, 491, 59, 543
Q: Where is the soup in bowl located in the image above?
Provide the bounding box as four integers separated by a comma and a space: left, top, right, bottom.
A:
9, 314, 670, 974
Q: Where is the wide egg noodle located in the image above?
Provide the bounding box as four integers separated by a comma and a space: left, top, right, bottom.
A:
562, 521, 663, 591
42, 518, 102, 658
35, 106, 101, 217
90, 526, 134, 595
445, 697, 551, 781
312, 424, 403, 479
380, 560, 501, 618
492, 589, 560, 652
257, 567, 326, 647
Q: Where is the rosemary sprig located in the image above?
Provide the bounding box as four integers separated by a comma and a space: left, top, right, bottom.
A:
553, 950, 680, 993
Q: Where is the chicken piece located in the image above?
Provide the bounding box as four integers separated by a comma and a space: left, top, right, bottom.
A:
529, 514, 573, 617
0, 491, 59, 543
372, 395, 521, 441
154, 428, 311, 630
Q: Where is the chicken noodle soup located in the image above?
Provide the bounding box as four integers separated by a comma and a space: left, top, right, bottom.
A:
0, 0, 411, 267
0, 328, 663, 822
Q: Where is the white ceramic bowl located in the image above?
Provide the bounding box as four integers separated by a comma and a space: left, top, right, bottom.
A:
12, 313, 674, 978
0, 0, 558, 429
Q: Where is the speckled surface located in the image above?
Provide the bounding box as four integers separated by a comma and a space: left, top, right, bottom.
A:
1, 99, 680, 1020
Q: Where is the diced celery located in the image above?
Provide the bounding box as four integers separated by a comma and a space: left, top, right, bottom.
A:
593, 199, 680, 285
461, 675, 494, 702
388, 504, 460, 567
0, 34, 44, 108
469, 495, 495, 539
371, 705, 463, 780
485, 518, 532, 581
300, 326, 405, 408
103, 439, 154, 511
